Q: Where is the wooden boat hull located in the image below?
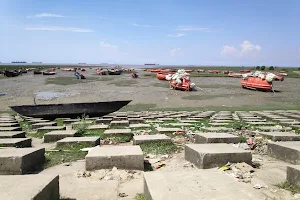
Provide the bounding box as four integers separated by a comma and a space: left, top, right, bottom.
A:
169, 80, 192, 91
241, 77, 272, 91
108, 70, 122, 75
43, 72, 56, 75
10, 100, 131, 120
156, 73, 167, 80
4, 70, 20, 77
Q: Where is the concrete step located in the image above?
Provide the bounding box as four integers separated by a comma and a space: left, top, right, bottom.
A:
28, 119, 50, 124
0, 131, 26, 138
287, 165, 300, 186
179, 120, 199, 123
129, 124, 151, 129
0, 174, 59, 200
44, 130, 77, 143
56, 136, 100, 147
71, 121, 94, 129
246, 122, 276, 125
87, 124, 109, 130
0, 127, 21, 131
258, 132, 300, 141
256, 126, 292, 132
0, 138, 32, 148
32, 122, 57, 129
144, 171, 264, 200
268, 141, 300, 164
133, 134, 171, 145
37, 126, 66, 132
208, 123, 230, 126
156, 127, 183, 134
85, 146, 144, 170
104, 129, 132, 135
0, 147, 45, 174
110, 120, 130, 127
185, 143, 252, 169
195, 132, 240, 144
128, 118, 145, 124
0, 123, 19, 127
96, 118, 112, 124
202, 127, 234, 132
63, 119, 80, 124
167, 123, 194, 127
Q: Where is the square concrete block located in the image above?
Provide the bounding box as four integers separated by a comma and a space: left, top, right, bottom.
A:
0, 127, 21, 131
256, 126, 292, 132
168, 123, 194, 127
157, 118, 174, 121
185, 143, 252, 169
86, 146, 144, 170
44, 130, 77, 143
110, 120, 129, 127
71, 121, 93, 129
202, 127, 234, 132
247, 122, 276, 125
195, 132, 240, 144
287, 165, 300, 186
129, 124, 151, 129
128, 118, 145, 124
0, 174, 59, 200
113, 116, 128, 121
56, 137, 100, 147
104, 129, 132, 135
87, 125, 109, 130
179, 120, 199, 123
0, 148, 45, 175
96, 118, 112, 124
0, 138, 32, 148
32, 122, 57, 129
0, 123, 19, 127
37, 126, 66, 132
156, 127, 183, 134
208, 123, 230, 126
133, 134, 171, 145
0, 131, 25, 138
268, 141, 300, 164
259, 132, 300, 141
28, 119, 50, 124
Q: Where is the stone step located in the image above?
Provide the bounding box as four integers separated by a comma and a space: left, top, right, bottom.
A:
63, 119, 80, 124
195, 132, 240, 144
0, 131, 26, 138
28, 119, 50, 124
242, 119, 266, 122
85, 146, 144, 170
0, 127, 21, 131
128, 118, 145, 124
56, 136, 100, 147
0, 174, 59, 200
287, 165, 300, 186
71, 121, 94, 129
32, 122, 57, 129
129, 124, 151, 129
0, 123, 19, 127
144, 171, 264, 200
0, 147, 45, 174
96, 118, 112, 124
179, 120, 199, 123
113, 117, 128, 121
268, 141, 300, 164
133, 134, 171, 145
37, 126, 66, 132
44, 130, 77, 143
167, 123, 194, 127
202, 127, 234, 132
256, 126, 292, 132
0, 138, 32, 148
185, 143, 252, 169
104, 129, 132, 135
110, 120, 129, 127
157, 118, 174, 121
87, 125, 109, 130
279, 121, 300, 126
210, 120, 233, 123
156, 127, 183, 134
258, 132, 300, 141
246, 122, 276, 125
208, 123, 230, 126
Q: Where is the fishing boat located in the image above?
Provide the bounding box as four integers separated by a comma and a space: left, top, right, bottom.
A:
240, 70, 251, 73
131, 73, 138, 78
33, 70, 42, 75
241, 72, 283, 91
156, 73, 168, 80
169, 73, 194, 91
10, 100, 132, 120
108, 69, 122, 75
4, 70, 21, 77
149, 69, 161, 73
43, 71, 56, 75
228, 73, 243, 78
75, 71, 86, 79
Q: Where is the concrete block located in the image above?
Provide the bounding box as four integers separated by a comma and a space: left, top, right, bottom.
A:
87, 125, 109, 130
129, 124, 151, 129
0, 123, 19, 127
28, 119, 50, 124
167, 123, 194, 127
128, 118, 145, 124
71, 121, 93, 129
0, 148, 45, 174
185, 143, 252, 169
208, 123, 230, 126
133, 134, 171, 145
268, 141, 300, 164
144, 171, 264, 200
110, 120, 129, 127
0, 131, 25, 138
179, 120, 199, 123
259, 132, 300, 141
247, 122, 276, 125
202, 127, 234, 132
44, 130, 77, 143
32, 122, 57, 129
156, 127, 183, 134
195, 133, 240, 144
56, 137, 100, 147
104, 129, 132, 135
0, 174, 59, 200
0, 138, 32, 147
63, 119, 80, 124
113, 116, 128, 121
157, 118, 174, 121
85, 146, 144, 170
256, 126, 292, 132
287, 165, 300, 186
96, 118, 112, 124
37, 126, 66, 132
210, 120, 233, 123
0, 127, 21, 131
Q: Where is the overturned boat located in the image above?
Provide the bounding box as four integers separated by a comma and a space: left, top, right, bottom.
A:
10, 100, 131, 120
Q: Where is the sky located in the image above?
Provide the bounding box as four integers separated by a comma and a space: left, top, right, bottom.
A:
1, 0, 300, 66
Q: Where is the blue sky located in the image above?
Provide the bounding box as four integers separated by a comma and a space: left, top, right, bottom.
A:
1, 0, 300, 66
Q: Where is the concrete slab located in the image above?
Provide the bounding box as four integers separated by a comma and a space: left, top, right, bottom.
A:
0, 127, 21, 131
195, 132, 240, 144
0, 147, 45, 174
179, 120, 199, 123
256, 126, 292, 132
63, 119, 80, 124
32, 122, 57, 129
259, 132, 300, 141
208, 123, 230, 126
156, 127, 183, 134
37, 126, 66, 132
0, 138, 32, 147
133, 134, 171, 145
292, 125, 300, 129
0, 123, 19, 127
28, 119, 50, 123
56, 137, 100, 147
202, 127, 234, 132
185, 143, 252, 169
104, 129, 132, 135
210, 120, 233, 123
96, 118, 112, 124
144, 171, 264, 200
0, 131, 25, 138
113, 117, 128, 121
242, 118, 266, 122
167, 123, 194, 127
246, 122, 276, 125
268, 141, 300, 164
0, 174, 59, 200
287, 165, 300, 186
129, 124, 151, 128
157, 118, 174, 121
87, 124, 109, 130
110, 120, 129, 127
44, 130, 77, 143
279, 121, 300, 126
85, 146, 144, 170
128, 118, 145, 124
71, 121, 93, 129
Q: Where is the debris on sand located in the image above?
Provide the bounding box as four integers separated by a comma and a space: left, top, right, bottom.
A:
219, 162, 255, 183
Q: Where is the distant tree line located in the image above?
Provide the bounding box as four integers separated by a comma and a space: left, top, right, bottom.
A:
255, 66, 275, 70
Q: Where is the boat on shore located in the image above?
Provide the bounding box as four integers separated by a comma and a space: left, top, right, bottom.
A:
4, 70, 21, 77
108, 69, 122, 75
10, 100, 132, 120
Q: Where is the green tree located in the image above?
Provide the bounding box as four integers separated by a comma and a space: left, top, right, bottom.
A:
268, 66, 274, 70
256, 66, 260, 70
261, 66, 266, 70
298, 67, 300, 70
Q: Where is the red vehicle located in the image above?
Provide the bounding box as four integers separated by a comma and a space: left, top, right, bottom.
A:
169, 73, 193, 91
241, 75, 283, 91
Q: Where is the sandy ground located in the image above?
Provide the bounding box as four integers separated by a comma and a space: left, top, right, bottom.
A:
0, 69, 299, 111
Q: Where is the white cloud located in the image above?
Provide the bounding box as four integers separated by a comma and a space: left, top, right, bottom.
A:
167, 33, 185, 38
25, 26, 94, 32
221, 45, 238, 56
27, 13, 65, 19
100, 41, 119, 49
170, 48, 181, 56
132, 23, 153, 28
221, 40, 261, 57
241, 40, 261, 53
176, 26, 209, 31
